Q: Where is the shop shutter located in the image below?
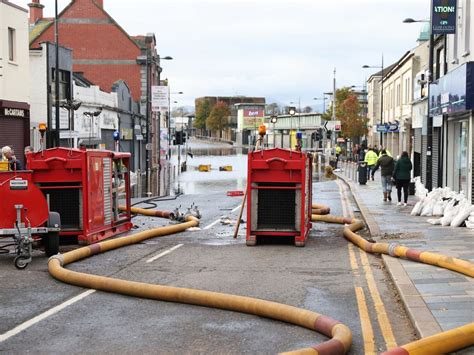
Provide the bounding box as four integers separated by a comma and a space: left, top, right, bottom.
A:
0, 118, 26, 165
414, 128, 422, 153
432, 128, 440, 188
421, 135, 427, 186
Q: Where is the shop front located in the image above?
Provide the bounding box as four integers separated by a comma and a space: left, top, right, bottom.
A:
0, 100, 30, 165
430, 62, 474, 203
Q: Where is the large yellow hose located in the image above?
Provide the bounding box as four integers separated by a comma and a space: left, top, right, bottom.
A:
49, 214, 352, 354
312, 213, 474, 354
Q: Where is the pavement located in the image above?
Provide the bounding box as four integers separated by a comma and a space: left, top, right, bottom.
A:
337, 161, 474, 354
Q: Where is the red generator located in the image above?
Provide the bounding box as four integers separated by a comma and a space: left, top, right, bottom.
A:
246, 148, 312, 247
27, 148, 133, 245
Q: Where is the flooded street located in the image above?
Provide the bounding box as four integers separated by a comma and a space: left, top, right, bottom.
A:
170, 139, 248, 195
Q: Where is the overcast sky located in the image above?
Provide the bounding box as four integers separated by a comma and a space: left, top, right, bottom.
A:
13, 0, 429, 110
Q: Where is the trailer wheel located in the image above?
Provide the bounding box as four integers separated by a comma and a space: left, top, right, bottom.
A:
14, 256, 30, 270
44, 212, 61, 257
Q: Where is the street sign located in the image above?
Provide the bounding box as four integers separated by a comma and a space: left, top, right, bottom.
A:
376, 124, 388, 133
323, 120, 341, 131
151, 86, 169, 112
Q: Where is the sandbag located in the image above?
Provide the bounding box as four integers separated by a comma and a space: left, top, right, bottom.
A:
451, 204, 474, 227
427, 218, 442, 225
420, 199, 437, 217
465, 221, 474, 229
411, 200, 424, 216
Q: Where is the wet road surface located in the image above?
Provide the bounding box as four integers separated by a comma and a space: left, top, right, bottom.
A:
0, 142, 416, 354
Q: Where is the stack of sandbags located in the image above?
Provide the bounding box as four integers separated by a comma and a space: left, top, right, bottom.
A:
411, 178, 473, 228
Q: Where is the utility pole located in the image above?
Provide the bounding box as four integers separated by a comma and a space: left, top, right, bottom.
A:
53, 0, 60, 148
332, 68, 336, 149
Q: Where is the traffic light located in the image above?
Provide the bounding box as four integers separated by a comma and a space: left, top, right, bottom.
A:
326, 130, 332, 139
175, 131, 186, 145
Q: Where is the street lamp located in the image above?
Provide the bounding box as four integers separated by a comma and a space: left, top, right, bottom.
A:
363, 55, 384, 147
313, 97, 327, 114
167, 89, 183, 160
270, 115, 277, 148
403, 18, 434, 190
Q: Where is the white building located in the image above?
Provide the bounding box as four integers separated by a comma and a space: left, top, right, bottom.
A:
0, 0, 30, 159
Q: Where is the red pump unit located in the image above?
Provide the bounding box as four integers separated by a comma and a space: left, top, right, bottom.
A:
27, 148, 133, 245
246, 148, 312, 247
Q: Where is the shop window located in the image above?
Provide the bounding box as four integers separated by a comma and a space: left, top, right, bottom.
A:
8, 27, 16, 62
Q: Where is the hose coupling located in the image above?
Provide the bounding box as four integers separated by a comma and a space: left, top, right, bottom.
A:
388, 243, 399, 257
48, 253, 65, 266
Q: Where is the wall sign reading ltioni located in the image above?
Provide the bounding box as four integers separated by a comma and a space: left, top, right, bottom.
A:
432, 0, 457, 34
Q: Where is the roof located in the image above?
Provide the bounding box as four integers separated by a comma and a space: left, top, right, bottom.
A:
29, 0, 142, 51
29, 18, 53, 45
0, 0, 28, 13
367, 63, 397, 81
73, 72, 95, 87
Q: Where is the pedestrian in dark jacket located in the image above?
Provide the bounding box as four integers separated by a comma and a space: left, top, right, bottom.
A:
393, 151, 413, 206
372, 150, 394, 202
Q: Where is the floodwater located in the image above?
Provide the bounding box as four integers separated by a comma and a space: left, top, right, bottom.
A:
170, 140, 248, 195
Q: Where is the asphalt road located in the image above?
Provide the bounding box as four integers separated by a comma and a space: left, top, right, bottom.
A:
0, 180, 416, 354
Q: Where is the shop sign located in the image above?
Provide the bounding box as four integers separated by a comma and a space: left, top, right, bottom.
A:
242, 108, 265, 129
121, 128, 133, 140
387, 122, 399, 133
376, 124, 387, 133
432, 0, 457, 34
3, 108, 26, 118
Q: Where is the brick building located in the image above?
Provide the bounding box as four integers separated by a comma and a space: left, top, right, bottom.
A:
29, 0, 165, 195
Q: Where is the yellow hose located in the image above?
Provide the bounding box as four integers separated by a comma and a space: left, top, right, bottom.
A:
49, 214, 352, 354
312, 212, 474, 354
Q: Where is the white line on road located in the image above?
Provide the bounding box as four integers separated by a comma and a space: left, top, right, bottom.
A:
231, 204, 242, 213
203, 219, 220, 230
146, 244, 183, 263
0, 289, 96, 343
203, 205, 241, 230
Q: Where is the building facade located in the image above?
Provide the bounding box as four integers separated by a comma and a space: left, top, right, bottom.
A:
29, 0, 164, 195
0, 0, 30, 162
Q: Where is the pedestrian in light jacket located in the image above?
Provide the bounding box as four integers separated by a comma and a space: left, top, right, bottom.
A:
372, 150, 394, 202
393, 151, 413, 206
364, 147, 378, 180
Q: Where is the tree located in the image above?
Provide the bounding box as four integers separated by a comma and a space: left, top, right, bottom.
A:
303, 106, 312, 113
206, 101, 230, 138
195, 99, 211, 135
321, 87, 368, 140
266, 102, 280, 115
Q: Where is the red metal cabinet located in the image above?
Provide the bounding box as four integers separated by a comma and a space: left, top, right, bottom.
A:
27, 148, 132, 244
246, 148, 312, 247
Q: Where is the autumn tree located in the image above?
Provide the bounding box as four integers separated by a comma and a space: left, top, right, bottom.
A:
206, 101, 230, 138
194, 99, 211, 135
321, 87, 368, 140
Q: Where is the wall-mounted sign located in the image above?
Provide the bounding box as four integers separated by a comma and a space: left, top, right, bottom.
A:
3, 108, 26, 118
151, 86, 169, 112
121, 128, 133, 140
242, 108, 265, 129
432, 0, 457, 34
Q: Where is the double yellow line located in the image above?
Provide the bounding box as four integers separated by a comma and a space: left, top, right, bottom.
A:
337, 180, 397, 354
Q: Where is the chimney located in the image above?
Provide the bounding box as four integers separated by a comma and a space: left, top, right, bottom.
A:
28, 0, 44, 25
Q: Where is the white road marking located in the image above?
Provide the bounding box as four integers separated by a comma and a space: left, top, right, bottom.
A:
0, 289, 96, 343
231, 204, 242, 213
146, 244, 183, 263
203, 219, 220, 230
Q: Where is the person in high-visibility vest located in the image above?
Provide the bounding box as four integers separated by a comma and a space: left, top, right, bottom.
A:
335, 145, 342, 168
364, 147, 378, 181
378, 147, 392, 158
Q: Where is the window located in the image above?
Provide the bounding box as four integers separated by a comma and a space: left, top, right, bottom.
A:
51, 69, 71, 101
8, 27, 16, 62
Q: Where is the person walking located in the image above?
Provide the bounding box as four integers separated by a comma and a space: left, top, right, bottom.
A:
393, 151, 413, 206
372, 149, 395, 202
364, 147, 378, 181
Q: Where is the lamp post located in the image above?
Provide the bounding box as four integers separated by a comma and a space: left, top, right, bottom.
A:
52, 0, 60, 148
403, 18, 433, 191
288, 106, 296, 149
313, 96, 327, 114
363, 56, 384, 147
270, 115, 277, 148
168, 91, 183, 159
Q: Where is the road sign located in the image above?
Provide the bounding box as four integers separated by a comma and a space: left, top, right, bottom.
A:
323, 120, 341, 131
